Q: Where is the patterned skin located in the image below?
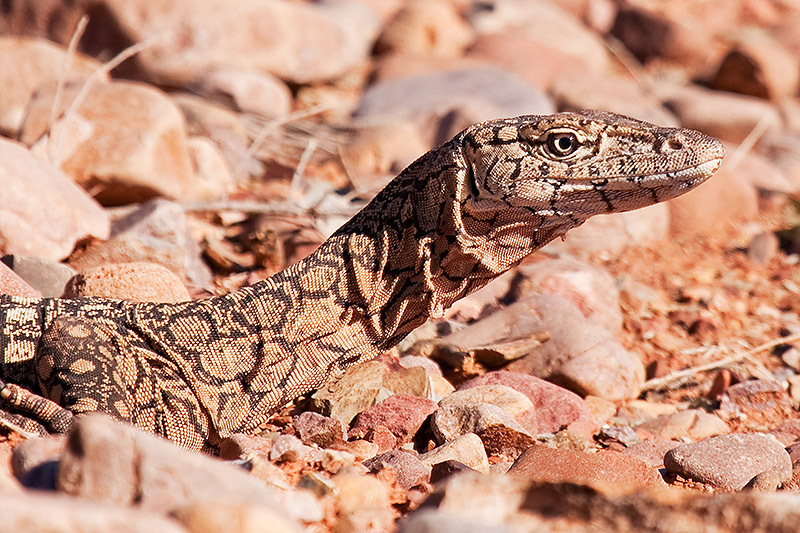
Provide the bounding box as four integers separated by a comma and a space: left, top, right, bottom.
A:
0, 111, 725, 450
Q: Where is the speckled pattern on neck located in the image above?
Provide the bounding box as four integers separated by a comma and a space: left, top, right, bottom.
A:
0, 110, 726, 450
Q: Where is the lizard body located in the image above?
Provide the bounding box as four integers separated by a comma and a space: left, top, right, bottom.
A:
0, 111, 725, 450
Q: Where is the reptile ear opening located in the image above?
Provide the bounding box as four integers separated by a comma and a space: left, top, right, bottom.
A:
466, 161, 480, 199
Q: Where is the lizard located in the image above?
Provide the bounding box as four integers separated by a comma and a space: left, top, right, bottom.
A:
0, 110, 726, 451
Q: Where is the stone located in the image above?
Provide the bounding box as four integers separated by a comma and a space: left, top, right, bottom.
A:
509, 444, 664, 488
747, 232, 779, 265
186, 136, 235, 200
63, 262, 190, 302
311, 361, 385, 424
331, 473, 395, 533
717, 379, 794, 429
637, 409, 730, 441
363, 450, 430, 490
709, 35, 800, 100
20, 80, 209, 206
429, 460, 479, 484
375, 0, 473, 58
92, 0, 379, 86
0, 137, 110, 261
0, 36, 102, 136
508, 257, 623, 334
664, 433, 792, 491
0, 490, 187, 533
0, 261, 41, 297
381, 366, 432, 399
197, 68, 293, 118
349, 393, 438, 447
418, 433, 490, 474
354, 67, 553, 146
668, 157, 759, 238
460, 371, 595, 438
174, 502, 302, 533
270, 435, 315, 463
400, 509, 513, 533
551, 342, 645, 401
11, 434, 66, 487
1, 255, 76, 298
622, 439, 681, 468
658, 83, 780, 144
69, 199, 213, 289
294, 411, 347, 449
56, 414, 322, 524
218, 433, 272, 461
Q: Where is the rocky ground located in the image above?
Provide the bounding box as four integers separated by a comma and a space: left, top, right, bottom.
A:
2, 0, 800, 531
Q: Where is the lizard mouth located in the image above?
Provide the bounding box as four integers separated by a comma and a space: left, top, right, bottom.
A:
589, 156, 725, 189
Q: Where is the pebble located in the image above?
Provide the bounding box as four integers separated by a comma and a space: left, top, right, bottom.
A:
63, 262, 190, 302
349, 393, 438, 447
419, 433, 490, 473
311, 361, 385, 424
0, 261, 41, 297
429, 460, 479, 484
664, 433, 792, 491
174, 502, 302, 533
375, 0, 473, 58
2, 256, 76, 298
331, 473, 395, 533
508, 443, 664, 488
0, 137, 110, 261
636, 409, 730, 441
381, 366, 432, 399
622, 439, 681, 468
363, 450, 430, 490
400, 509, 513, 533
717, 379, 794, 429
293, 411, 347, 449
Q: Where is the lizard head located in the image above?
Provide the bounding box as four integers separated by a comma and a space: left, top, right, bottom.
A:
459, 110, 726, 220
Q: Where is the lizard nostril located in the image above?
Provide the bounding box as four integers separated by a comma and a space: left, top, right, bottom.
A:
667, 138, 683, 151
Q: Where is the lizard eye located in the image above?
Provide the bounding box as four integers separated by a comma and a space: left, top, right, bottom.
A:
545, 132, 579, 158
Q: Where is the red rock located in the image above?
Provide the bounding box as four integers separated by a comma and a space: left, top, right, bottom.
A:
460, 371, 595, 439
636, 409, 730, 441
293, 412, 346, 449
63, 262, 190, 303
717, 379, 794, 429
508, 443, 663, 488
622, 439, 681, 468
664, 433, 792, 491
349, 393, 438, 447
363, 450, 430, 490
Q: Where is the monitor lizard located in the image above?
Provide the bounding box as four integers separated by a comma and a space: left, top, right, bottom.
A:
0, 110, 726, 450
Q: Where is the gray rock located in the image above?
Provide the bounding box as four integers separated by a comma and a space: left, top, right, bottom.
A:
664, 433, 792, 491
363, 449, 430, 490
311, 361, 385, 424
419, 433, 490, 473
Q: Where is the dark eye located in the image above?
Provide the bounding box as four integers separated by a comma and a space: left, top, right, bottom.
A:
546, 132, 579, 158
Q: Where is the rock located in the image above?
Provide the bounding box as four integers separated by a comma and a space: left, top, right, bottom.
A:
636, 409, 730, 441
747, 232, 780, 265
20, 79, 213, 205
0, 490, 187, 533
552, 344, 644, 401
294, 411, 347, 449
431, 387, 535, 456
622, 439, 681, 468
743, 470, 783, 492
508, 258, 623, 334
0, 261, 41, 297
509, 444, 664, 488
667, 154, 759, 237
186, 136, 235, 200
11, 434, 66, 488
717, 379, 794, 430
69, 199, 213, 289
270, 435, 316, 463
91, 0, 378, 86
709, 35, 800, 100
197, 68, 292, 118
460, 371, 594, 438
665, 433, 792, 491
354, 67, 553, 146
363, 450, 430, 490
349, 393, 438, 447
174, 502, 302, 533
0, 137, 110, 261
400, 509, 513, 533
311, 361, 385, 424
429, 460, 479, 484
218, 433, 272, 461
381, 366, 432, 399
375, 0, 473, 58
331, 473, 395, 533
551, 73, 678, 127
419, 433, 490, 474
0, 36, 102, 136
725, 146, 795, 194
1, 255, 76, 298
659, 83, 780, 144
466, 30, 601, 92
609, 6, 718, 70
57, 414, 322, 524
541, 203, 670, 259
63, 262, 190, 302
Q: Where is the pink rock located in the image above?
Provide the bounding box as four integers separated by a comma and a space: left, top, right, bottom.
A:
0, 138, 109, 261
63, 262, 190, 303
508, 443, 663, 488
0, 262, 41, 297
664, 433, 792, 491
349, 393, 438, 447
294, 412, 346, 449
459, 371, 595, 439
622, 439, 681, 468
717, 379, 794, 428
636, 409, 730, 441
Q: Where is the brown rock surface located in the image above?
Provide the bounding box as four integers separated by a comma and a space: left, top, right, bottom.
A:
64, 262, 190, 302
